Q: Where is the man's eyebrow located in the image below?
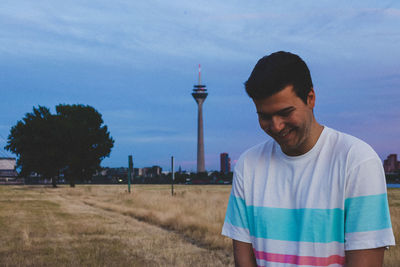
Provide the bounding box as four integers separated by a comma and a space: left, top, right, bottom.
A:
257, 106, 295, 116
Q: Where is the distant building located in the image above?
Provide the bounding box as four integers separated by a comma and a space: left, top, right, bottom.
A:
384, 154, 400, 173
134, 166, 162, 178
151, 166, 162, 176
0, 157, 20, 184
220, 153, 231, 174
0, 157, 16, 170
134, 168, 143, 177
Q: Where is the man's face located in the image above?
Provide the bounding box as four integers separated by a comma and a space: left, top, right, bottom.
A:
253, 85, 316, 156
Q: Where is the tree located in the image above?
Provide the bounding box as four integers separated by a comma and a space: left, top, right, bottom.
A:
5, 104, 114, 187
56, 104, 114, 187
5, 106, 65, 187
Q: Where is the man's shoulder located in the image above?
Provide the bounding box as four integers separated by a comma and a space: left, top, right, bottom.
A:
324, 127, 380, 163
240, 139, 274, 159
234, 139, 274, 170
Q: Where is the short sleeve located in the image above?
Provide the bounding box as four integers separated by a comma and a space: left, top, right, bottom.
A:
221, 166, 252, 243
344, 157, 395, 250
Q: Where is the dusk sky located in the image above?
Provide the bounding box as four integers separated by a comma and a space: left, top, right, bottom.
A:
1, 1, 399, 171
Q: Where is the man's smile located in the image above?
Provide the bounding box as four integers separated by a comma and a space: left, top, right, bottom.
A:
270, 127, 295, 141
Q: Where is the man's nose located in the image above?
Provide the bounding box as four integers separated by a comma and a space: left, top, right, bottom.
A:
268, 116, 285, 134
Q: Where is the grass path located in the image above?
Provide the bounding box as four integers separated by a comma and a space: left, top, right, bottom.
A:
57, 191, 232, 266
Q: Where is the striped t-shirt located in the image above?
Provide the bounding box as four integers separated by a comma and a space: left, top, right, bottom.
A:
222, 127, 395, 267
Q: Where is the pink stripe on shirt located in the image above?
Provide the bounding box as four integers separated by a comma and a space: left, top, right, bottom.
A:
253, 249, 345, 266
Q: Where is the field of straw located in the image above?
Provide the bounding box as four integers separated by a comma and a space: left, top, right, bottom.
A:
0, 185, 399, 266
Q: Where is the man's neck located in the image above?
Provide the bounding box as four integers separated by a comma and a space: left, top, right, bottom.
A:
309, 122, 324, 149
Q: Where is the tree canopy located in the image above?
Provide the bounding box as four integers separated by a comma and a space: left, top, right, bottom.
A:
5, 104, 114, 187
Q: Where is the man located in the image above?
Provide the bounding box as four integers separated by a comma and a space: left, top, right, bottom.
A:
222, 51, 395, 267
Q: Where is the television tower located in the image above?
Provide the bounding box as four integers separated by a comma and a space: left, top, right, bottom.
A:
192, 64, 208, 173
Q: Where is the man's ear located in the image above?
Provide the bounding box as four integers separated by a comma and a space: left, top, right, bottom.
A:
307, 88, 316, 108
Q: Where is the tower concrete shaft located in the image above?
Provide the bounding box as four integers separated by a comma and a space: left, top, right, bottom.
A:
192, 64, 207, 173
195, 98, 205, 172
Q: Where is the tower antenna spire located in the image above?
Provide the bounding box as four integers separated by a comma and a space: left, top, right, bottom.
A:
198, 64, 201, 86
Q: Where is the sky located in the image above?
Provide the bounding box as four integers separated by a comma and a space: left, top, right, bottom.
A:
0, 1, 399, 171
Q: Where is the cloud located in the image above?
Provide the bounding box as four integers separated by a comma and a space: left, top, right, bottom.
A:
2, 1, 399, 71
118, 134, 195, 144
384, 7, 400, 17
103, 109, 148, 120
0, 0, 255, 65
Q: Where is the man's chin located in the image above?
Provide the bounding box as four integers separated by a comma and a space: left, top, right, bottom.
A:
275, 138, 294, 149
278, 142, 301, 156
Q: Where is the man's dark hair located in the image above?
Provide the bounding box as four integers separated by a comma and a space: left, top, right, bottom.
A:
245, 51, 313, 104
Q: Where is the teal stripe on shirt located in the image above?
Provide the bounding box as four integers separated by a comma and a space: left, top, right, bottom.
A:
225, 194, 392, 243
225, 193, 250, 231
225, 194, 345, 243
345, 193, 392, 233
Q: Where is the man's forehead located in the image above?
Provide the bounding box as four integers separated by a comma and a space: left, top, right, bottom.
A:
256, 106, 295, 114
253, 88, 298, 105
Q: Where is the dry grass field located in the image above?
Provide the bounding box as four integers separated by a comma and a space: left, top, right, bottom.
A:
0, 185, 399, 266
386, 188, 400, 267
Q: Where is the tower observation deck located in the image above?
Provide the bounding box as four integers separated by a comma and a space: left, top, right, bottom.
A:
192, 64, 208, 173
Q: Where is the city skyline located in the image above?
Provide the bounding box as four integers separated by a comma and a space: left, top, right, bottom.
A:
0, 1, 400, 171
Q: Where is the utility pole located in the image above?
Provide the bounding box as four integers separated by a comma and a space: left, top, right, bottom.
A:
128, 155, 133, 193
171, 156, 174, 196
